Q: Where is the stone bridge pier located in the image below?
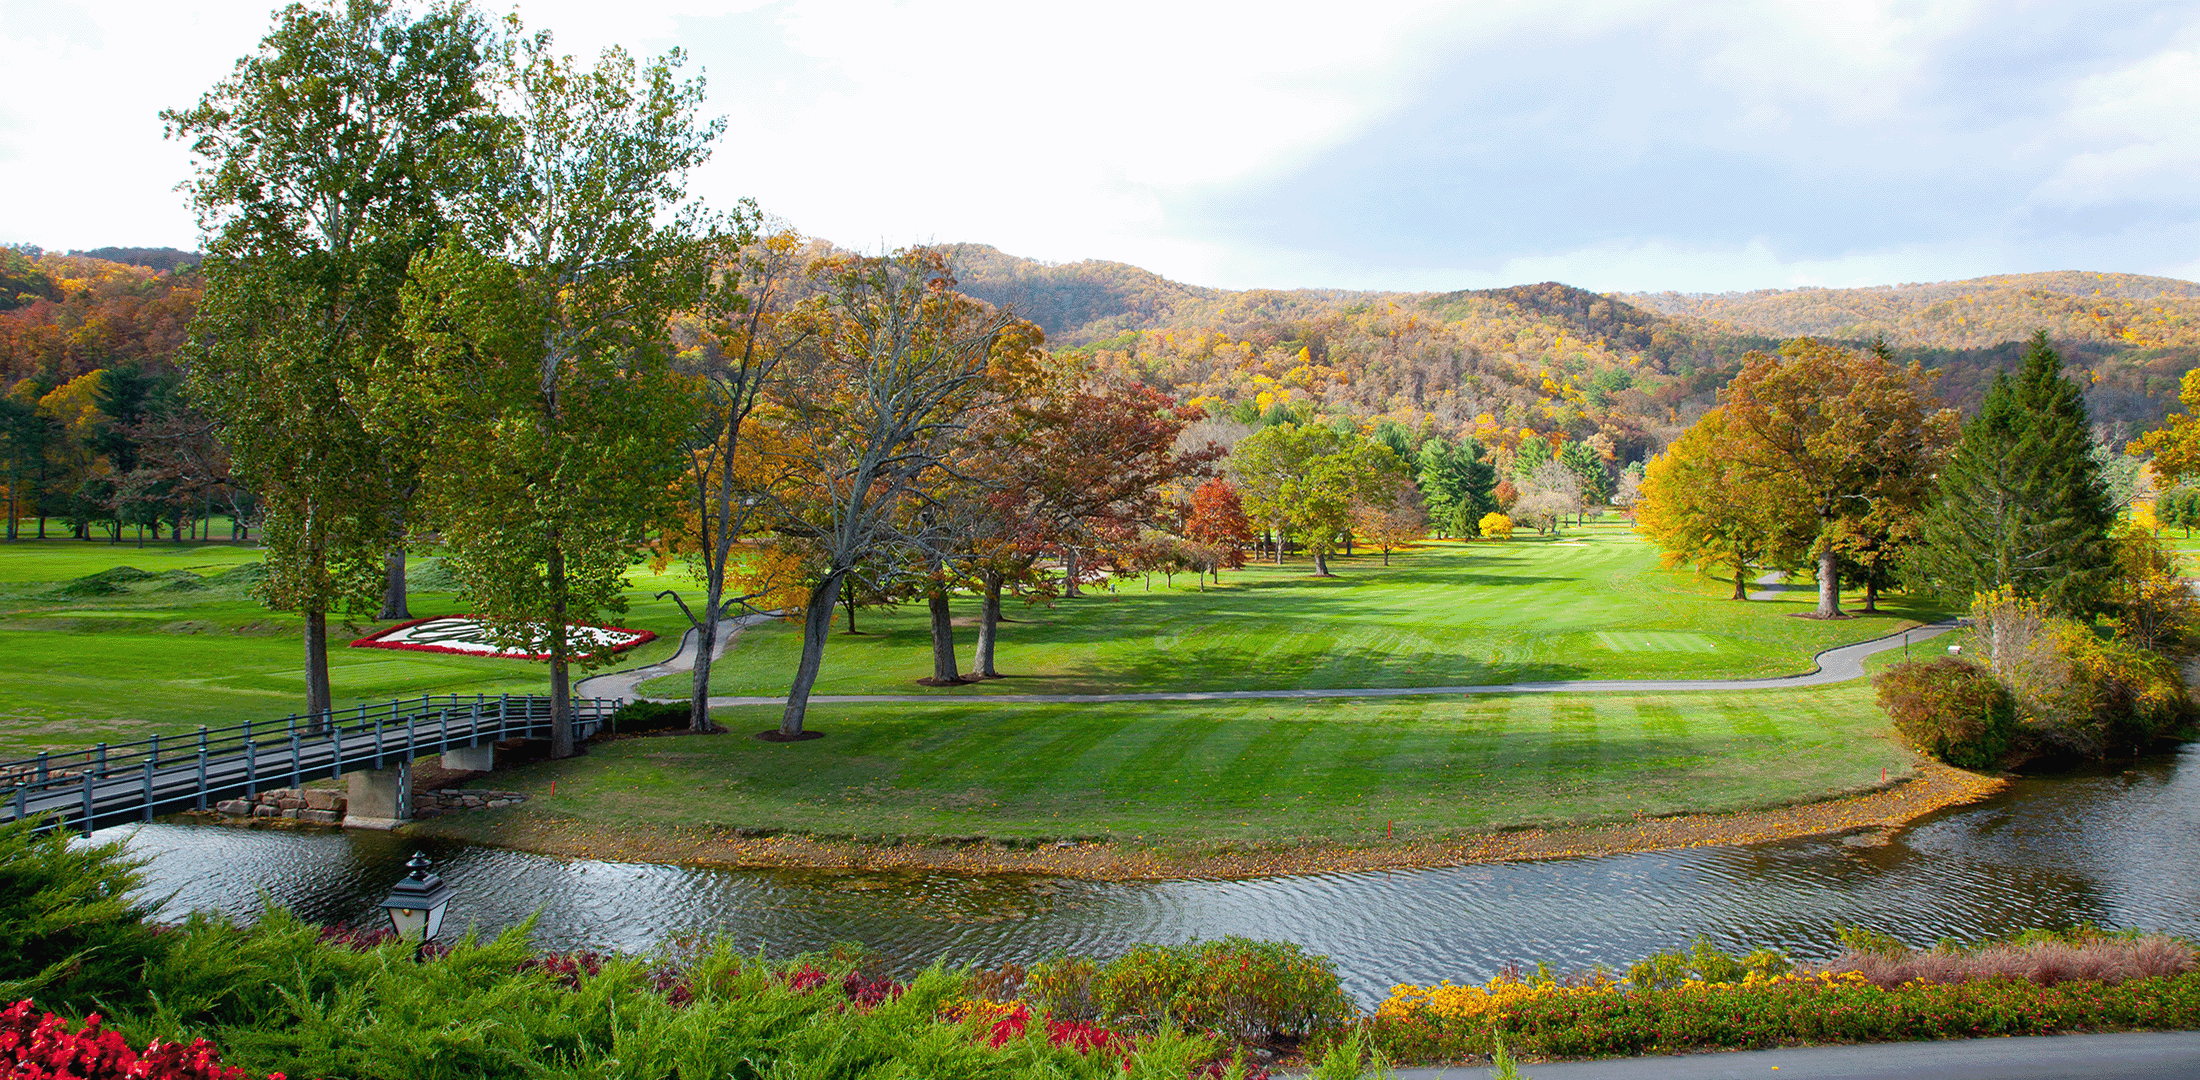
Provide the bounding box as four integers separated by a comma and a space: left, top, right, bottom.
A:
344, 761, 412, 830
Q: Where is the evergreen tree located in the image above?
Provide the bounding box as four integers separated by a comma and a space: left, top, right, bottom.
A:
1916, 332, 2116, 613
1559, 440, 1609, 505
1419, 436, 1497, 535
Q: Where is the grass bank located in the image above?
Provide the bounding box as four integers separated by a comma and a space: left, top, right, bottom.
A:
412, 666, 1997, 877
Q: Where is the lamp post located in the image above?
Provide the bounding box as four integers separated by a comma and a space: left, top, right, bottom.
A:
379, 851, 454, 960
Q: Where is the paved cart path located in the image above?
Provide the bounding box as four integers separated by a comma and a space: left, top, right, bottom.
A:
1378, 1029, 2200, 1079
580, 614, 1959, 707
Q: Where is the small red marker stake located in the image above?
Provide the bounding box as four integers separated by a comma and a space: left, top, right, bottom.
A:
1880, 768, 1887, 783
1387, 820, 1393, 840
550, 780, 556, 797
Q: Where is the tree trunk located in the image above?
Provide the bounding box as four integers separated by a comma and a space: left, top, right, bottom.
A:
1343, 531, 1353, 556
841, 585, 859, 633
1063, 547, 1083, 598
780, 573, 844, 738
926, 573, 961, 683
1732, 565, 1748, 601
303, 608, 332, 733
1816, 544, 1843, 618
547, 542, 575, 759
1313, 548, 1330, 576
1862, 577, 1880, 614
688, 616, 719, 733
973, 572, 1004, 678
1383, 547, 1391, 566
377, 546, 410, 620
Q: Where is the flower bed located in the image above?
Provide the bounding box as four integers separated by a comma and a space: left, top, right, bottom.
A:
1361, 931, 2200, 1065
349, 615, 654, 659
1, 1001, 283, 1080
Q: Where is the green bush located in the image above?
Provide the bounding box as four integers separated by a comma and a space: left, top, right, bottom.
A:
608, 700, 692, 734
0, 818, 174, 1013
1030, 938, 1352, 1040
1872, 657, 2017, 768
1625, 937, 1790, 990
1025, 953, 1103, 1021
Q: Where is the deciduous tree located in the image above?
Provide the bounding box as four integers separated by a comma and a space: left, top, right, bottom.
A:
1637, 407, 1814, 600
765, 249, 1018, 739
655, 222, 807, 731
1721, 339, 1956, 618
1232, 423, 1408, 575
167, 0, 495, 721
404, 29, 713, 758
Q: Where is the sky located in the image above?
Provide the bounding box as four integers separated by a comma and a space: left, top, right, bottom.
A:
6, 0, 2200, 294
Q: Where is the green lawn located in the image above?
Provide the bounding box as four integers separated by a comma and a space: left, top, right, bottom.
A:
425, 679, 1912, 849
642, 523, 1939, 699
0, 527, 1948, 844
0, 540, 696, 757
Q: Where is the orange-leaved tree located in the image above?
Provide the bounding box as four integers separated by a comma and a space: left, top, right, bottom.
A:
1183, 477, 1253, 584
1718, 339, 1956, 618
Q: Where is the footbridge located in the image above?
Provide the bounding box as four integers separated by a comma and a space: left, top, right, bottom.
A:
1, 694, 616, 834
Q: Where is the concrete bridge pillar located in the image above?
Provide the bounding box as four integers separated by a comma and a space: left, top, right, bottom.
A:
441, 743, 494, 772
343, 761, 411, 829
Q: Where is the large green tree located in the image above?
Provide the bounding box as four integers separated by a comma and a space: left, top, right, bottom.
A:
403, 30, 718, 758
167, 0, 494, 721
1722, 339, 1956, 618
1232, 423, 1408, 575
1916, 332, 2117, 614
1417, 435, 1496, 537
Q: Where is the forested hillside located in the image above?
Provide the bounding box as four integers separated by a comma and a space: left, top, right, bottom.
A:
1620, 272, 2200, 422
6, 243, 2195, 486
951, 249, 2200, 449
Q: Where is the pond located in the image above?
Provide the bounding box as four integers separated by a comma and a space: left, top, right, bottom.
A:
109, 744, 2200, 1006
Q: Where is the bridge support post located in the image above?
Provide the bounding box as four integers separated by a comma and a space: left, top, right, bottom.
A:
441, 743, 493, 772
343, 761, 411, 830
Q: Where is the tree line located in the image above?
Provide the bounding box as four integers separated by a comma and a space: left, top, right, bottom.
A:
1637, 330, 2200, 761
153, 0, 1495, 754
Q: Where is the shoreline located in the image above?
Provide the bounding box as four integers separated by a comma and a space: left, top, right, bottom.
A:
405, 761, 2006, 880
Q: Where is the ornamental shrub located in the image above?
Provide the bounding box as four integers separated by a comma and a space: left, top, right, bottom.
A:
608, 699, 691, 734
1478, 513, 1512, 540
1032, 939, 1351, 1040
0, 818, 173, 1014
1625, 937, 1790, 991
1872, 657, 2017, 768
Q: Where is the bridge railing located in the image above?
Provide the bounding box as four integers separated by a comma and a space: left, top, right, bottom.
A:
2, 694, 618, 833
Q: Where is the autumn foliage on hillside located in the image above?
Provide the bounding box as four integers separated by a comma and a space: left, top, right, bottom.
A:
0, 251, 201, 387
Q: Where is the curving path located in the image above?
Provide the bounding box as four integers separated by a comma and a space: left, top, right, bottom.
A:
575, 613, 776, 704
580, 615, 1959, 707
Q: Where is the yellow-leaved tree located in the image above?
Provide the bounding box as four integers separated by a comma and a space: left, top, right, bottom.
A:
1635, 407, 1813, 600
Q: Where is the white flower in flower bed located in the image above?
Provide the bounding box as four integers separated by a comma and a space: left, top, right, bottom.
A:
351, 616, 655, 659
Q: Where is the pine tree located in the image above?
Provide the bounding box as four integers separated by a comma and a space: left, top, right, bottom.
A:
1419, 437, 1497, 535
1916, 332, 2116, 613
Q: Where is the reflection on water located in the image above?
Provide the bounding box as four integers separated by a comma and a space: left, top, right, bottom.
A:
109, 744, 2200, 1005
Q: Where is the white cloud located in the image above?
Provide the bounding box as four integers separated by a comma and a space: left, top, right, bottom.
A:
5, 0, 2199, 294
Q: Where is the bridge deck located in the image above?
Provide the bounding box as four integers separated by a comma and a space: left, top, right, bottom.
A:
2, 694, 614, 834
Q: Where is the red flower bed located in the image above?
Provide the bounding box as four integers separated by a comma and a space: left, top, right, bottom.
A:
0, 1001, 283, 1080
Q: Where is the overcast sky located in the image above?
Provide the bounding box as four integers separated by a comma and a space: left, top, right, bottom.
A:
6, 0, 2199, 293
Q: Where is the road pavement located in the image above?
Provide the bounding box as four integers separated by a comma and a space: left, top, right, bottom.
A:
1383, 1031, 2200, 1079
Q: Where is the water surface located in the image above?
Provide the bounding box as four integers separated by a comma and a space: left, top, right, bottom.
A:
112, 745, 2200, 1005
